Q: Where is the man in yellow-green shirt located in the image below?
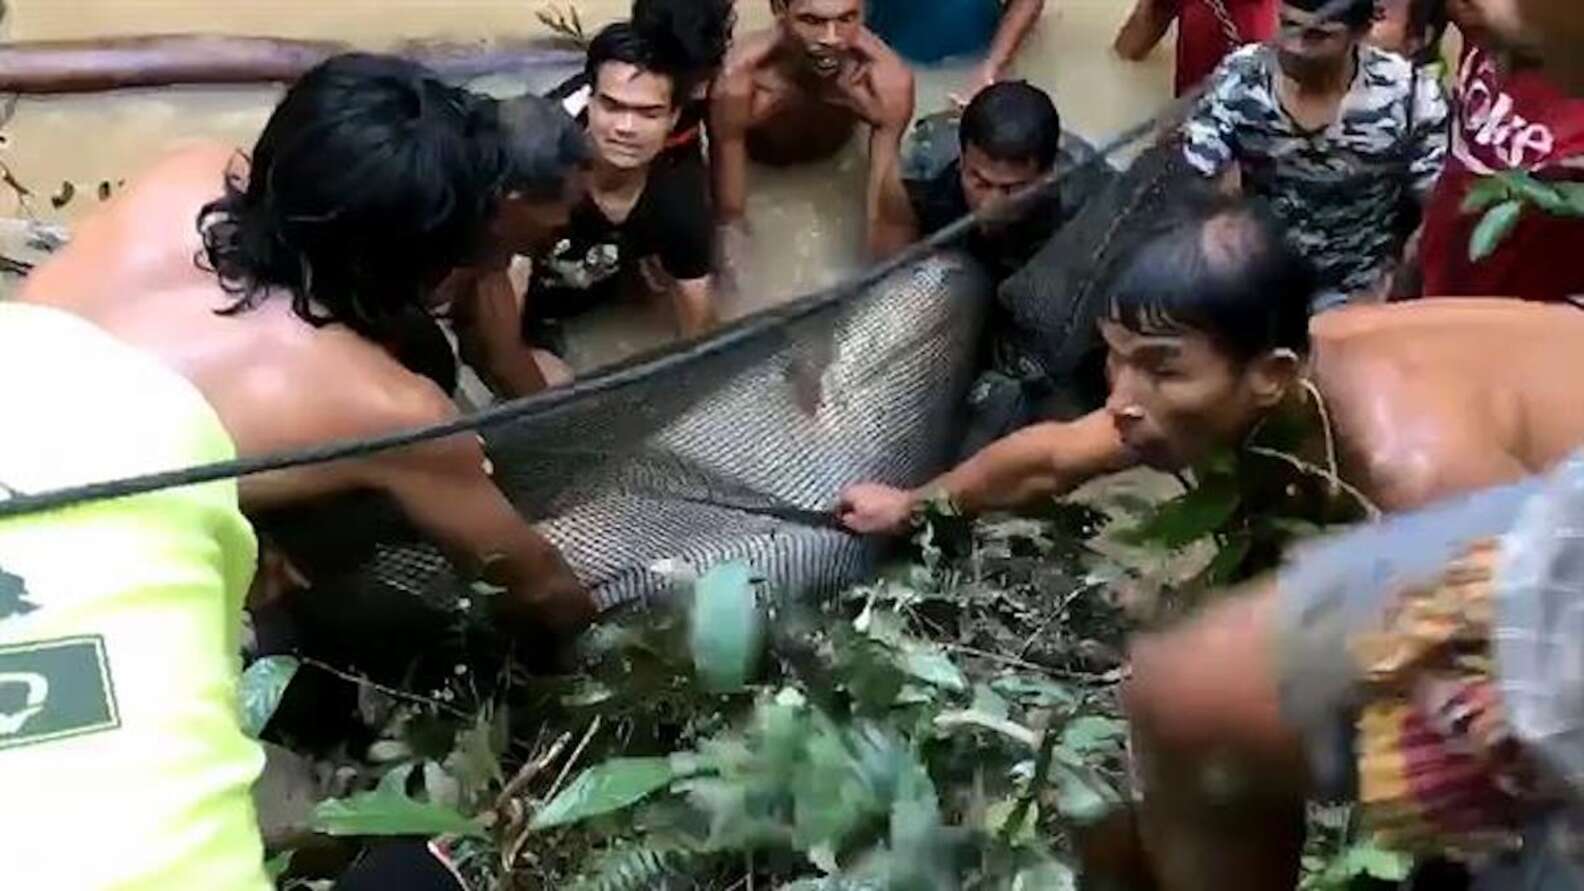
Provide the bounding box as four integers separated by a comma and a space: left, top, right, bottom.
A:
0, 302, 268, 890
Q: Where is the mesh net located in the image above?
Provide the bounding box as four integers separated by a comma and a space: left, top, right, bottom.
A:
285, 138, 1209, 617
342, 255, 990, 612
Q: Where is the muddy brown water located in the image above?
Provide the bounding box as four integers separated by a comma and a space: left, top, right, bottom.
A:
1, 0, 1173, 370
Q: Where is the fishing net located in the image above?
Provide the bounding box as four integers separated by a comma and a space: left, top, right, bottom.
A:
267, 139, 1208, 620
997, 139, 1204, 398
493, 254, 991, 610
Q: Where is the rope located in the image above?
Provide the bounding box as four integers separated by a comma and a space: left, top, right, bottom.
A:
1203, 0, 1246, 51
0, 0, 1368, 522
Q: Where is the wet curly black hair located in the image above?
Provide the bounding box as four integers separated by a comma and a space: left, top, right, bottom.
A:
197, 53, 506, 343
633, 0, 736, 77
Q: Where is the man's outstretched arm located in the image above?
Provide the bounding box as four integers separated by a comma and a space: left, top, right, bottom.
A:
1114, 0, 1178, 60
359, 403, 596, 636
982, 0, 1047, 82
838, 409, 1135, 534
448, 266, 553, 398
709, 53, 760, 229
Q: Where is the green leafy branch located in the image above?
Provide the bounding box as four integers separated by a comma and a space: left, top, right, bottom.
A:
1464, 169, 1584, 262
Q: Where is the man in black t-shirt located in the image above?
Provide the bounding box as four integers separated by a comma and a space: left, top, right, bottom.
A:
875, 82, 1114, 455
876, 81, 1072, 283
524, 22, 718, 360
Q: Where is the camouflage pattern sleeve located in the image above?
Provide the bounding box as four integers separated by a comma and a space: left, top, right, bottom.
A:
1180, 47, 1258, 178
1408, 71, 1451, 202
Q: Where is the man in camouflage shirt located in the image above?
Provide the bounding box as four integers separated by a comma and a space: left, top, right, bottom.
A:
1182, 0, 1449, 311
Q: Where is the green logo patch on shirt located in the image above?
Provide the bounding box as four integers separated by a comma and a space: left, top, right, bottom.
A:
0, 636, 119, 751
0, 563, 38, 621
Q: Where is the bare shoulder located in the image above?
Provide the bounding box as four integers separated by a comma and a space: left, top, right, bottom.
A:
242, 319, 458, 445
719, 28, 779, 86
857, 28, 911, 79
335, 338, 458, 438
1315, 298, 1584, 342
120, 141, 243, 212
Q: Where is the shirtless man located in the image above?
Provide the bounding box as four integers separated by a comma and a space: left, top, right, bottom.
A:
444, 94, 591, 397
841, 194, 1584, 535
843, 192, 1584, 888
710, 0, 916, 259
20, 54, 596, 639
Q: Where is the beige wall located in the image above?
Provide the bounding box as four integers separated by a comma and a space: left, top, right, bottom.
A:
6, 0, 636, 43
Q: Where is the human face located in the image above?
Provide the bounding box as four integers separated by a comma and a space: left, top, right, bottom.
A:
1276, 3, 1363, 84
776, 0, 863, 79
586, 61, 679, 170
1100, 320, 1274, 470
492, 171, 586, 257
959, 143, 1048, 227
1474, 0, 1584, 95
1367, 0, 1416, 58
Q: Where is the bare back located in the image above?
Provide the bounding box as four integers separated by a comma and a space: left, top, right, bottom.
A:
1314, 298, 1584, 509
19, 144, 451, 510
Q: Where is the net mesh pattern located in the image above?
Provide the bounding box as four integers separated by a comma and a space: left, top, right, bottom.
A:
303, 137, 1204, 615
369, 255, 990, 611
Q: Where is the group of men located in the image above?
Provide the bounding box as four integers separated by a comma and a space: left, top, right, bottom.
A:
0, 2, 1070, 889
842, 0, 1584, 888
440, 0, 1066, 397
9, 0, 1584, 889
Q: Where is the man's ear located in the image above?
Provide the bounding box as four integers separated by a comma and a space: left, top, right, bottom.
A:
1248, 347, 1301, 409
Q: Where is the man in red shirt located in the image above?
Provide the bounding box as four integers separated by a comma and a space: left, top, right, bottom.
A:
1114, 0, 1278, 97
1418, 31, 1584, 300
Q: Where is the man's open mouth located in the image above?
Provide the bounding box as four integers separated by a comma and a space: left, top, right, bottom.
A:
809, 52, 841, 74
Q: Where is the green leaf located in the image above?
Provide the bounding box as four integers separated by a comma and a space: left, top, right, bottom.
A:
1555, 182, 1584, 216
530, 757, 677, 831
1119, 473, 1241, 549
445, 708, 504, 807
1470, 199, 1524, 262
1338, 841, 1412, 881
1198, 532, 1254, 587
971, 683, 1011, 720
1052, 764, 1116, 825
1460, 175, 1511, 214
264, 850, 295, 882
984, 797, 1039, 842
1498, 169, 1571, 214
1060, 716, 1128, 756
311, 766, 486, 839
239, 656, 299, 738
990, 675, 1079, 711
688, 561, 765, 693
898, 644, 968, 693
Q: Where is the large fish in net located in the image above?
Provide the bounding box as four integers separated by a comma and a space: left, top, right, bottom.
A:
276, 133, 1208, 617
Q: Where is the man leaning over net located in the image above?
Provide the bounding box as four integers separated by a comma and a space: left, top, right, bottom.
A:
1104, 3, 1584, 886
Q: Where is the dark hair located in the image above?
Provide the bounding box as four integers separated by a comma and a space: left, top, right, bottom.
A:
585, 21, 691, 107
1406, 0, 1449, 64
960, 81, 1062, 170
633, 0, 735, 76
1287, 0, 1378, 31
487, 94, 589, 201
197, 54, 501, 342
1108, 194, 1314, 362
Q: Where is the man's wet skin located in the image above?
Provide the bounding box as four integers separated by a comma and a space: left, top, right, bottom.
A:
1309, 298, 1584, 508
1110, 298, 1584, 509
719, 28, 865, 166
20, 145, 594, 633
841, 297, 1584, 539
710, 0, 915, 245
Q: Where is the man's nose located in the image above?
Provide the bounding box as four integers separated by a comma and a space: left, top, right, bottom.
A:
1106, 368, 1144, 420
821, 23, 842, 44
